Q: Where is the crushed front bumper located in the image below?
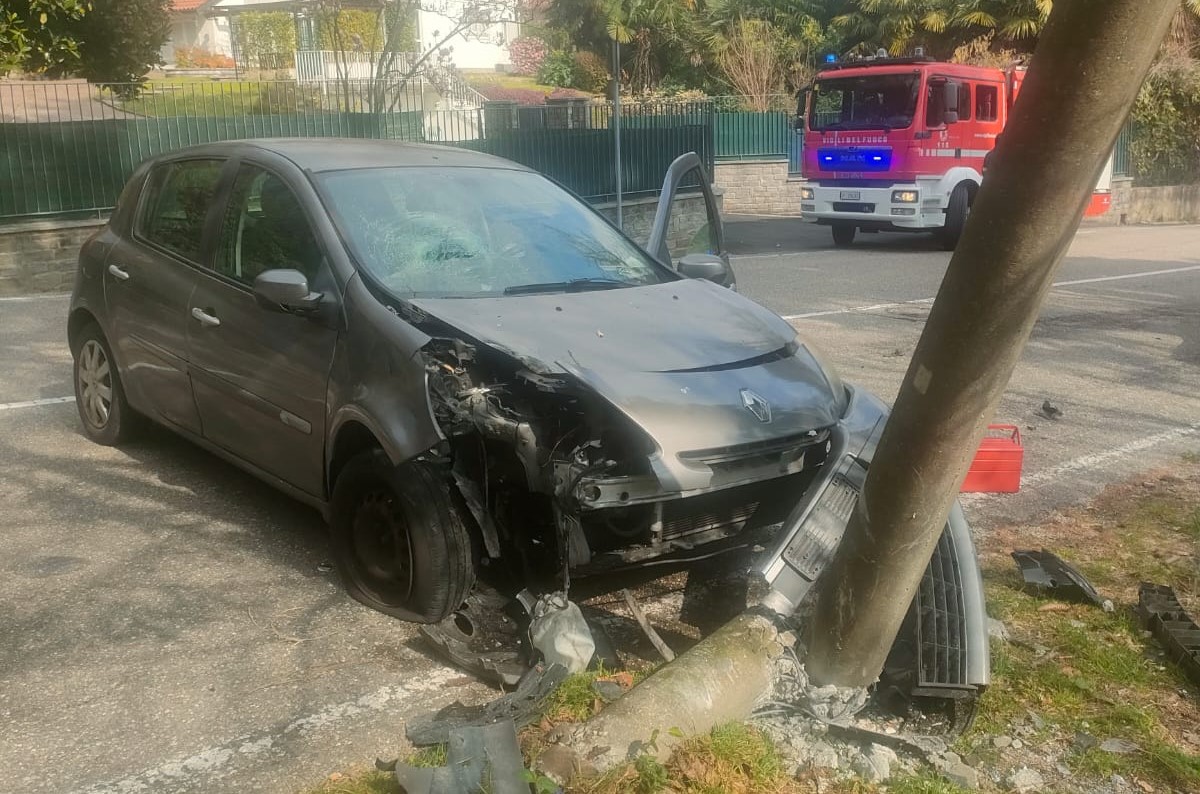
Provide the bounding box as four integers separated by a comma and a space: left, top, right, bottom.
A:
758, 385, 991, 692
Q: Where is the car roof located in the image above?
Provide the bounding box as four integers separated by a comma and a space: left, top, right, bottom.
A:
154, 138, 531, 174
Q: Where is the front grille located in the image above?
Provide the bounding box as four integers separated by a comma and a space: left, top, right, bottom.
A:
833, 202, 875, 213
660, 474, 806, 543
679, 429, 829, 468
661, 498, 759, 542
916, 528, 969, 688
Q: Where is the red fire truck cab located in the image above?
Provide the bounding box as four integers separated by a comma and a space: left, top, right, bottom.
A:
798, 56, 1024, 248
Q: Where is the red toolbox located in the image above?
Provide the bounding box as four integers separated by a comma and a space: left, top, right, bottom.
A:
961, 424, 1024, 493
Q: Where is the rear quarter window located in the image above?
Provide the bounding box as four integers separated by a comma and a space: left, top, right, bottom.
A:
137, 159, 224, 263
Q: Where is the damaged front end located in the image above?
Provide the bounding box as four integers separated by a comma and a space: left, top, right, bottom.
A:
411, 285, 988, 725
421, 330, 830, 586
758, 386, 991, 722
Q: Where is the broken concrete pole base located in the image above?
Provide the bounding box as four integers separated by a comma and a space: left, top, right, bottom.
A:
538, 612, 786, 781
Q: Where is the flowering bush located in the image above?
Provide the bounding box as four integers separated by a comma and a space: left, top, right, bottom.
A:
174, 48, 235, 69
508, 36, 548, 76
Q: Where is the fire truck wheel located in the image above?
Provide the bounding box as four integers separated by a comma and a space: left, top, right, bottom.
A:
940, 183, 972, 250
831, 223, 857, 247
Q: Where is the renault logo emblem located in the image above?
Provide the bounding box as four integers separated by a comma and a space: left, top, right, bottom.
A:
740, 389, 771, 423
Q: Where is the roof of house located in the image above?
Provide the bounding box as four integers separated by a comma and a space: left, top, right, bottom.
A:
171, 0, 214, 12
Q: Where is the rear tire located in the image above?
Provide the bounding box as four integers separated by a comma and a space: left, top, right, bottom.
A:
939, 184, 972, 250
831, 223, 857, 247
72, 322, 137, 446
330, 451, 476, 623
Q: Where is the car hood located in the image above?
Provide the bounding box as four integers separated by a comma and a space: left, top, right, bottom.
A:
411, 279, 798, 375
411, 280, 845, 484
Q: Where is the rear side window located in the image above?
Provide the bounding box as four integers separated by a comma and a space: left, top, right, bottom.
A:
976, 85, 999, 122
138, 160, 224, 263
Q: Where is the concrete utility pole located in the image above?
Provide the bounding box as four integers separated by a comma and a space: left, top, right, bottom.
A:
806, 0, 1178, 688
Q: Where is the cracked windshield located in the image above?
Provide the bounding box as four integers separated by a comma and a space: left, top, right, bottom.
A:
319, 167, 672, 297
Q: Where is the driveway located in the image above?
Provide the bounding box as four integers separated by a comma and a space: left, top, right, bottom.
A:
1, 222, 1197, 792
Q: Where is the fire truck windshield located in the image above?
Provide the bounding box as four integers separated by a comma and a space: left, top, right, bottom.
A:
809, 74, 920, 131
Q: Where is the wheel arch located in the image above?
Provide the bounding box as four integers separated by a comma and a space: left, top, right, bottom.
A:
327, 413, 390, 495
67, 307, 100, 355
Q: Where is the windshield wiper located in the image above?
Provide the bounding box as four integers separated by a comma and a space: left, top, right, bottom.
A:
503, 277, 629, 296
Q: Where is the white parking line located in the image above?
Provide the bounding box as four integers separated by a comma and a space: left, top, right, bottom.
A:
0, 396, 75, 411
0, 291, 70, 302
74, 666, 460, 794
782, 263, 1200, 320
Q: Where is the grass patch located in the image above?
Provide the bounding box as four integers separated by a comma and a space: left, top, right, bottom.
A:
968, 461, 1200, 791
462, 72, 559, 94
886, 771, 973, 794
580, 722, 801, 794
306, 770, 399, 794
406, 743, 447, 768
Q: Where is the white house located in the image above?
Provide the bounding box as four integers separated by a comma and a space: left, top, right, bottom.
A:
416, 0, 521, 70
162, 0, 234, 64
163, 0, 518, 71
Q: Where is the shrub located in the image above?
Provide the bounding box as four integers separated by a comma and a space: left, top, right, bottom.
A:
537, 49, 575, 87
174, 47, 235, 69
508, 36, 548, 76
1130, 56, 1200, 186
571, 49, 608, 93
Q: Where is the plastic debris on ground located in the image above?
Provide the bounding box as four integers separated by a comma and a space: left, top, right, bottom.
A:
406, 663, 570, 747
528, 591, 596, 674
1137, 582, 1200, 687
387, 720, 529, 794
1011, 549, 1114, 611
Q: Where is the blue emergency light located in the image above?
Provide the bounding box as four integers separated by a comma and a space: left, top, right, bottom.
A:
817, 148, 893, 171
824, 53, 838, 63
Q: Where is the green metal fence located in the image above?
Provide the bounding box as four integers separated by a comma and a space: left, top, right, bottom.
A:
713, 111, 791, 160
0, 80, 715, 220
1113, 116, 1134, 178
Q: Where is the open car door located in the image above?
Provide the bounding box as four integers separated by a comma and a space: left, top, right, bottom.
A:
645, 153, 735, 289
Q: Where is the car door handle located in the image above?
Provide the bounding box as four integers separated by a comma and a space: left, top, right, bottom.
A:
107, 264, 130, 281
191, 307, 221, 328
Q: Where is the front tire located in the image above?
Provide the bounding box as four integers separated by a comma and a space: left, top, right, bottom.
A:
72, 322, 136, 446
330, 451, 476, 623
832, 223, 857, 247
939, 184, 972, 250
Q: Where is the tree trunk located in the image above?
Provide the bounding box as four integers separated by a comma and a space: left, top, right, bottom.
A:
806, 0, 1178, 688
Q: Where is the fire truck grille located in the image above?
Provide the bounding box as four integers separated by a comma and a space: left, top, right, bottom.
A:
833, 202, 876, 213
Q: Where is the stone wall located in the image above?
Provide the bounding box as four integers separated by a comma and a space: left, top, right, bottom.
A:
713, 159, 804, 217
593, 190, 721, 257
1085, 177, 1200, 226
0, 218, 104, 296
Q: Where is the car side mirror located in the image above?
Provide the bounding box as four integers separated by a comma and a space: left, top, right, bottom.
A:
677, 253, 729, 284
254, 268, 322, 313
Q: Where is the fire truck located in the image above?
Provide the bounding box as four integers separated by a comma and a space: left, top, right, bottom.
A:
796, 55, 1025, 248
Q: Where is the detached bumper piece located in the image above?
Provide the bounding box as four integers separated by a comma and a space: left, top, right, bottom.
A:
390, 720, 528, 794
1137, 583, 1200, 687
1011, 549, 1112, 610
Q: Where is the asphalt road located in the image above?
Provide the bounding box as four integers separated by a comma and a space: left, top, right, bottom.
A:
1, 220, 1198, 792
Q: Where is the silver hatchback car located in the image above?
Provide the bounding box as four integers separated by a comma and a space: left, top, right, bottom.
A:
69, 139, 988, 716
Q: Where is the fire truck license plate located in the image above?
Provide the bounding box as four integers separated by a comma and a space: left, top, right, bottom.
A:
839, 190, 861, 200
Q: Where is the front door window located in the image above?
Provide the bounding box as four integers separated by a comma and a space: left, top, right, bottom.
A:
215, 166, 322, 286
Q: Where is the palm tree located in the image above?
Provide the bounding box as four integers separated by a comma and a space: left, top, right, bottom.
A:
831, 0, 950, 56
